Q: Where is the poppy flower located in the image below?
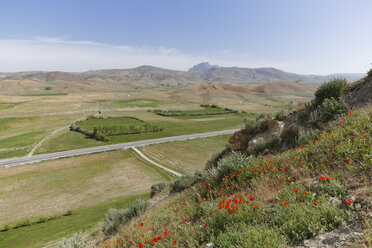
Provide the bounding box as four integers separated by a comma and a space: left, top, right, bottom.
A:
205, 222, 208, 227
320, 176, 325, 180
163, 231, 167, 236
253, 205, 259, 209
314, 202, 318, 206
282, 202, 288, 206
183, 218, 187, 221
293, 189, 298, 193
302, 191, 307, 194
173, 240, 177, 245
346, 158, 351, 161
345, 200, 352, 204
138, 244, 143, 248
361, 131, 365, 134
140, 223, 144, 227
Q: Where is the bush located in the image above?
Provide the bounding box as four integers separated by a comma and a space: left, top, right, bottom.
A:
368, 68, 372, 76
14, 220, 31, 229
58, 232, 94, 248
150, 182, 168, 198
295, 129, 319, 146
170, 174, 196, 193
315, 179, 347, 199
205, 146, 231, 170
280, 128, 298, 148
64, 210, 72, 216
0, 225, 9, 232
102, 208, 127, 235
215, 224, 285, 248
309, 109, 320, 124
254, 136, 280, 154
275, 110, 286, 121
44, 86, 52, 90
102, 198, 150, 235
319, 97, 348, 122
214, 151, 248, 183
314, 78, 348, 105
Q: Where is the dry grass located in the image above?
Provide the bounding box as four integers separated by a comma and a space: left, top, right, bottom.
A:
0, 150, 168, 226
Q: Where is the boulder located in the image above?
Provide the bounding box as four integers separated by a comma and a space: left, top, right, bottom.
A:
228, 130, 249, 150
267, 119, 281, 136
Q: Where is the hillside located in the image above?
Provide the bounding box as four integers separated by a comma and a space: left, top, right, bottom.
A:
0, 65, 365, 95
57, 75, 372, 247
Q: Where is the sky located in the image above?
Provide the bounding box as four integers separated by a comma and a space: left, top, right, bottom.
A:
0, 0, 371, 74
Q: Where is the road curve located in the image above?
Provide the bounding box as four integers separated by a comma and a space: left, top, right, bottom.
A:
0, 129, 238, 168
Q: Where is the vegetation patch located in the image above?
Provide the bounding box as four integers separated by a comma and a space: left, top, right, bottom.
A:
152, 104, 238, 117
20, 93, 68, 96
115, 98, 172, 108
70, 116, 163, 141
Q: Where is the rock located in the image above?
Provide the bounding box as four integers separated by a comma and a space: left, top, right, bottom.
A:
267, 119, 283, 136
228, 130, 249, 150
205, 243, 214, 248
297, 222, 363, 248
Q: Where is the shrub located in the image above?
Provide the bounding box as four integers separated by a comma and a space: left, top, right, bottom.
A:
64, 210, 72, 216
58, 232, 94, 248
150, 182, 168, 198
214, 151, 247, 183
314, 78, 348, 105
170, 174, 196, 193
295, 129, 319, 147
315, 179, 347, 199
309, 109, 320, 124
243, 118, 268, 137
14, 220, 31, 229
102, 208, 127, 235
36, 217, 47, 223
205, 146, 231, 170
318, 97, 348, 122
215, 224, 285, 248
254, 136, 280, 154
275, 110, 286, 121
0, 225, 9, 232
280, 128, 298, 148
44, 86, 52, 90
124, 198, 149, 220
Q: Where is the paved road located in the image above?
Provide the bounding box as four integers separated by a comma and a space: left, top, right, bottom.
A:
0, 129, 238, 168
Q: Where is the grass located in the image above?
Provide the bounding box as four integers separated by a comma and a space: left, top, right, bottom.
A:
37, 113, 246, 154
0, 193, 149, 248
20, 93, 68, 96
99, 105, 371, 247
115, 98, 172, 108
0, 130, 45, 149
0, 149, 29, 160
153, 106, 235, 116
139, 134, 230, 174
0, 150, 169, 226
77, 117, 145, 132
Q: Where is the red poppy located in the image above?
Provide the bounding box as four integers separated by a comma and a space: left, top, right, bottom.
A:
361, 131, 365, 133
302, 191, 307, 194
138, 244, 143, 248
183, 218, 187, 221
163, 231, 167, 236
282, 202, 288, 206
293, 189, 298, 193
320, 176, 325, 180
140, 222, 144, 227
346, 158, 351, 161
345, 200, 352, 204
314, 202, 318, 206
205, 222, 208, 227
173, 240, 177, 245
253, 205, 259, 209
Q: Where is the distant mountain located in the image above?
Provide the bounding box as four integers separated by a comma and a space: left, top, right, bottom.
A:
0, 64, 365, 95
188, 62, 219, 72
189, 65, 365, 84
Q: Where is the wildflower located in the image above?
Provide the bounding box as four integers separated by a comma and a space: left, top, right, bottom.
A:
293, 189, 298, 193
183, 218, 187, 221
320, 176, 325, 180
302, 191, 307, 194
163, 231, 167, 236
282, 202, 288, 206
140, 223, 144, 227
314, 202, 318, 206
346, 158, 351, 161
345, 200, 352, 204
138, 244, 143, 248
361, 131, 365, 134
173, 240, 177, 245
253, 205, 259, 209
205, 222, 208, 227
298, 202, 301, 204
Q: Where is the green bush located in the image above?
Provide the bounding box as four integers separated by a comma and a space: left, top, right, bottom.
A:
280, 128, 298, 148
14, 220, 31, 229
315, 179, 347, 199
295, 129, 319, 146
102, 208, 127, 235
314, 78, 348, 105
44, 86, 52, 90
215, 224, 285, 248
214, 151, 248, 183
275, 110, 286, 121
124, 198, 149, 221
64, 210, 72, 216
319, 97, 348, 122
254, 136, 280, 154
150, 182, 168, 198
272, 200, 348, 245
58, 232, 94, 248
0, 225, 9, 232
170, 174, 196, 193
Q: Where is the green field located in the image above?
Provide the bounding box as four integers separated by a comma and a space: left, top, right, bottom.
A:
153, 106, 235, 116
115, 98, 172, 108
36, 113, 246, 154
77, 117, 144, 132
0, 193, 149, 248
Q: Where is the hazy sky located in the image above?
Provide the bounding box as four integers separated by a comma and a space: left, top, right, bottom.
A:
0, 0, 371, 74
